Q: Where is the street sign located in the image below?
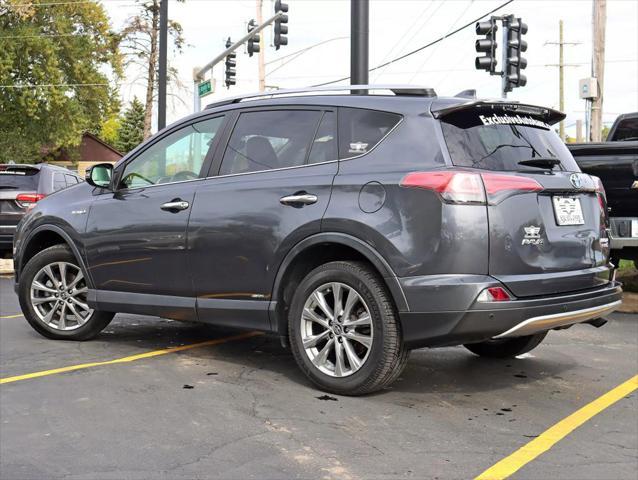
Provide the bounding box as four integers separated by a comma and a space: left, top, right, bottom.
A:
198, 80, 212, 97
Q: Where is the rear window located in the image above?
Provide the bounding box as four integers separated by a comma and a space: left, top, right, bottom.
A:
610, 116, 638, 141
440, 110, 579, 172
338, 108, 402, 159
0, 167, 40, 190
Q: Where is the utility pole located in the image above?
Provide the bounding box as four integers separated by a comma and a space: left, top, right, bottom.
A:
256, 0, 265, 91
157, 0, 168, 130
576, 119, 584, 142
590, 0, 607, 142
545, 20, 580, 140
351, 0, 369, 88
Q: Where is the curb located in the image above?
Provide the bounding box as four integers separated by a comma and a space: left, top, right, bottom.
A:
0, 259, 14, 276
619, 292, 638, 314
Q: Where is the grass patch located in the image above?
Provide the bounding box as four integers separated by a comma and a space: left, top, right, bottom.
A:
617, 260, 638, 293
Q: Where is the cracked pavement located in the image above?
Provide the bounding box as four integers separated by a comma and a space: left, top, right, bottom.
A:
1, 276, 637, 479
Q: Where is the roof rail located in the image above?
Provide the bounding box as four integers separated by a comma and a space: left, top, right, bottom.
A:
204, 84, 437, 110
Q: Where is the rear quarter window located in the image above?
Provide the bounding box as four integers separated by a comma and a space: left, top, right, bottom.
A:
338, 108, 402, 159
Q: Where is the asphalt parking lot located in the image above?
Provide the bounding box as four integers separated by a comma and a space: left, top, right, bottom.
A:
1, 274, 637, 480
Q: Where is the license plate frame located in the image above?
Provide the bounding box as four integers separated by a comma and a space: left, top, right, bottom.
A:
552, 196, 585, 226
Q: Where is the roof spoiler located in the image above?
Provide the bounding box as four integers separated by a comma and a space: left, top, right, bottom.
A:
432, 100, 566, 125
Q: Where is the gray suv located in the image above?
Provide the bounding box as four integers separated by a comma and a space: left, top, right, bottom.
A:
13, 86, 622, 395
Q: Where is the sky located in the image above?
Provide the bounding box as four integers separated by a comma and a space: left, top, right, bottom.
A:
103, 0, 638, 137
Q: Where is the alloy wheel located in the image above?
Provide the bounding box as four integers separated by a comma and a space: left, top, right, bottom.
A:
30, 261, 93, 331
300, 282, 373, 377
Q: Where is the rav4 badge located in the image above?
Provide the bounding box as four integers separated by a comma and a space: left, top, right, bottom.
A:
522, 225, 543, 245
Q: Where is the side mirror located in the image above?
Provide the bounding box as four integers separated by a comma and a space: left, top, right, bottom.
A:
85, 163, 113, 189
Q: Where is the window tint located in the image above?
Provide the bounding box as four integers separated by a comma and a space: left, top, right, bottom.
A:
220, 110, 322, 175
307, 111, 337, 164
611, 117, 638, 141
53, 173, 67, 191
121, 116, 224, 189
440, 110, 579, 172
338, 108, 402, 159
0, 167, 39, 190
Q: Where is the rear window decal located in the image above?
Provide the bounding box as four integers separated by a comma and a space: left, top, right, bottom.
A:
479, 113, 550, 129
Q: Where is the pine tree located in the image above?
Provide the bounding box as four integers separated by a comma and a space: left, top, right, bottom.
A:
115, 97, 145, 153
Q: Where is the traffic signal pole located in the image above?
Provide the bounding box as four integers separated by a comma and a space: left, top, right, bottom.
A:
351, 0, 369, 89
192, 11, 284, 112
256, 0, 265, 92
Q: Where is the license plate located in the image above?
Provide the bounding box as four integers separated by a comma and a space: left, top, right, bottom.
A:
552, 196, 584, 226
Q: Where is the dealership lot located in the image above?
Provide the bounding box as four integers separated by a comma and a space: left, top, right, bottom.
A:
1, 275, 636, 480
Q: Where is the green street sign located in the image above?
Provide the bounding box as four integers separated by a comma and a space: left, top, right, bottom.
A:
198, 80, 212, 97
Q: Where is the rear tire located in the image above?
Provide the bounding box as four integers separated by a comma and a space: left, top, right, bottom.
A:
18, 244, 114, 341
288, 261, 409, 396
464, 332, 547, 358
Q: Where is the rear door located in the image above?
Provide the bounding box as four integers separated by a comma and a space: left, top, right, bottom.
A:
187, 107, 338, 329
438, 104, 610, 297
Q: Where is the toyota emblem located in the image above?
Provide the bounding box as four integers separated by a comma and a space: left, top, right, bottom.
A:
570, 173, 582, 189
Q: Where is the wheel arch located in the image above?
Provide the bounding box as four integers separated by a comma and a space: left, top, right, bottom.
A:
18, 225, 93, 289
270, 233, 408, 341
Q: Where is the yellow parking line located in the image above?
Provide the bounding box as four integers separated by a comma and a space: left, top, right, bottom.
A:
0, 331, 263, 385
0, 314, 23, 319
475, 374, 638, 480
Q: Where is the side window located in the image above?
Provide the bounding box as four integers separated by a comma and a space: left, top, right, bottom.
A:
307, 111, 337, 164
65, 174, 78, 185
220, 110, 322, 175
53, 173, 67, 191
338, 108, 402, 159
121, 116, 224, 189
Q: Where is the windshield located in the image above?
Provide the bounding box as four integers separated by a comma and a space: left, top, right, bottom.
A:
440, 110, 579, 172
0, 167, 40, 190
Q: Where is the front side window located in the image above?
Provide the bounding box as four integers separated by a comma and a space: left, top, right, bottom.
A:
220, 110, 322, 175
121, 116, 224, 189
338, 107, 402, 159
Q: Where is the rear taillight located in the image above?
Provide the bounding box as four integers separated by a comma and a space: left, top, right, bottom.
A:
592, 175, 607, 213
16, 193, 45, 209
400, 170, 543, 205
477, 287, 512, 302
400, 171, 485, 204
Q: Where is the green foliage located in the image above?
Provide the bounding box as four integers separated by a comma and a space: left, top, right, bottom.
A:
601, 125, 610, 142
115, 97, 145, 153
0, 0, 121, 163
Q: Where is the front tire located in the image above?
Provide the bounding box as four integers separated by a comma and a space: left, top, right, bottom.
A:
288, 261, 409, 396
18, 244, 114, 340
464, 332, 547, 358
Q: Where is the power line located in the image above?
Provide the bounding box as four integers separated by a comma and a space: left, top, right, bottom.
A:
312, 0, 515, 87
0, 83, 109, 88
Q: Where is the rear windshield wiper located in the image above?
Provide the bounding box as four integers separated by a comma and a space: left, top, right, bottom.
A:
517, 158, 561, 169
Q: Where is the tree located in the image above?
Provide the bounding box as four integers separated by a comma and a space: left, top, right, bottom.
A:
0, 0, 121, 163
115, 97, 145, 153
120, 0, 185, 139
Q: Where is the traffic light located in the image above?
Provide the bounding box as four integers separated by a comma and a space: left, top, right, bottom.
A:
224, 37, 236, 88
504, 17, 528, 92
274, 0, 288, 50
247, 19, 260, 57
475, 18, 498, 73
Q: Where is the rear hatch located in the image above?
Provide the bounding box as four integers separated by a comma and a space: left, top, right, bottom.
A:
0, 166, 41, 231
434, 100, 610, 297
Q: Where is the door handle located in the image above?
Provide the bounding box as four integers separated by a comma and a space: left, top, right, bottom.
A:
161, 200, 190, 211
280, 193, 318, 207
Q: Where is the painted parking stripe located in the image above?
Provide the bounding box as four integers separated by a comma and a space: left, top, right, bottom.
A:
0, 331, 263, 385
0, 314, 23, 319
475, 374, 638, 480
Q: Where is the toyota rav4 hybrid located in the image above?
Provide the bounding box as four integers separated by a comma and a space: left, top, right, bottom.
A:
13, 86, 622, 395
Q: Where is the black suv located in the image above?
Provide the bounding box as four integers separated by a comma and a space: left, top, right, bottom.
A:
13, 86, 622, 395
1, 163, 83, 253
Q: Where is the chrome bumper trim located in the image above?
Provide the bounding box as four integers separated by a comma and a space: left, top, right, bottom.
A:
493, 300, 622, 339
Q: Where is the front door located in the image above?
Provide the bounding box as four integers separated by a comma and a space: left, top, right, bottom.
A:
187, 108, 338, 329
84, 115, 226, 319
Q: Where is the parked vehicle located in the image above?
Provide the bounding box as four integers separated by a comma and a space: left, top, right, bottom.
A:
13, 86, 622, 395
0, 164, 83, 252
568, 112, 638, 268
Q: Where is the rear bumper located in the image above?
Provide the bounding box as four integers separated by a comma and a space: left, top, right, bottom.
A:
398, 275, 623, 349
609, 217, 638, 251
